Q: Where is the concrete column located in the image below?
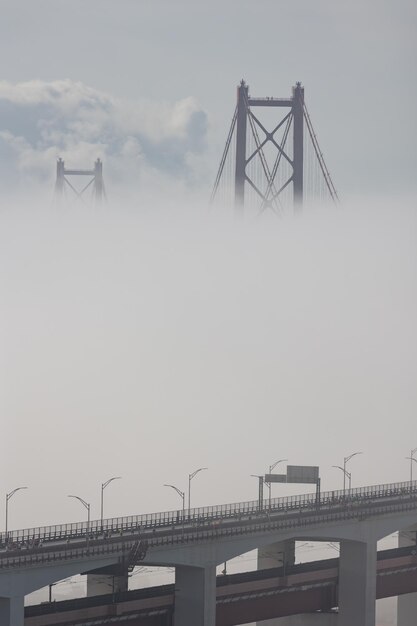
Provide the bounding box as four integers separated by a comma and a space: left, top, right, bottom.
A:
86, 573, 128, 596
397, 524, 417, 626
257, 540, 295, 626
174, 564, 216, 626
0, 596, 24, 626
338, 539, 377, 626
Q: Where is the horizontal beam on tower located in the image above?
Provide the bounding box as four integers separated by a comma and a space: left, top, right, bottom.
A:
248, 98, 293, 107
54, 157, 105, 205
64, 169, 96, 176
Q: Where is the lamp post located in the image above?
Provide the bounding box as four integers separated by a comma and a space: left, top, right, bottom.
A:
188, 467, 207, 512
409, 448, 417, 482
68, 495, 91, 550
266, 458, 288, 509
333, 465, 352, 492
5, 487, 27, 535
406, 456, 417, 484
101, 476, 121, 528
342, 452, 362, 492
164, 484, 185, 534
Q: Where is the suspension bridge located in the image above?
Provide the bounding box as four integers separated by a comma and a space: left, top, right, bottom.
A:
211, 80, 338, 216
54, 157, 106, 206
52, 80, 338, 214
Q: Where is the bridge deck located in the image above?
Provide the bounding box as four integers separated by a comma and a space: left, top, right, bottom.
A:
1, 480, 417, 571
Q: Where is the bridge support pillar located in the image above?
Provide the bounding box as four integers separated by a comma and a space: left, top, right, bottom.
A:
397, 524, 417, 626
338, 539, 377, 626
257, 540, 295, 626
174, 564, 216, 626
0, 596, 24, 626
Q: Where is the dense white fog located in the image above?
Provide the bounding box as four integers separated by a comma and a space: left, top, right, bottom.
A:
2, 197, 415, 624
2, 198, 416, 528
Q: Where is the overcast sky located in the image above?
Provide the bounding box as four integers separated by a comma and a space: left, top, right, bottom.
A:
0, 0, 416, 199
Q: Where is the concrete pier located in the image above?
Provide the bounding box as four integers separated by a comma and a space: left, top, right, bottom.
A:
174, 564, 216, 626
338, 539, 377, 626
257, 541, 339, 626
0, 596, 24, 626
397, 524, 417, 625
257, 540, 295, 626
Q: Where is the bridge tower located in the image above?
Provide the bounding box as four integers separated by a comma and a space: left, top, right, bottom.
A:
54, 157, 106, 205
292, 81, 304, 210
211, 80, 338, 216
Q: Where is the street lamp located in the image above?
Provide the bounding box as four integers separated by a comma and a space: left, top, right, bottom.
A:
409, 448, 417, 483
333, 465, 352, 492
5, 487, 27, 534
101, 476, 121, 526
164, 484, 185, 533
266, 458, 288, 509
406, 456, 417, 483
342, 452, 362, 492
68, 495, 91, 549
188, 467, 207, 512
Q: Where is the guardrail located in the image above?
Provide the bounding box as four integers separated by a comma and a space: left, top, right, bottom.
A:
148, 496, 417, 549
1, 480, 416, 548
0, 537, 136, 569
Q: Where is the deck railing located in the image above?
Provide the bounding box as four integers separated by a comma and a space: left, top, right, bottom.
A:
1, 480, 416, 548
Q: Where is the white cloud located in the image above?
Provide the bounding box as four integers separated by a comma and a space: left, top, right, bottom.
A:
0, 79, 209, 195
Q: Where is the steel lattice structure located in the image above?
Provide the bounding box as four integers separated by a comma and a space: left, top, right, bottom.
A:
211, 80, 338, 215
54, 158, 106, 205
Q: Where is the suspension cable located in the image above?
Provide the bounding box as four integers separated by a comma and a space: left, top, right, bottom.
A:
210, 106, 238, 204
303, 103, 339, 203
